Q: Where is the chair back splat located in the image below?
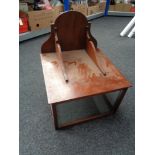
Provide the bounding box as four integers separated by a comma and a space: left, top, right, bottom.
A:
41, 11, 97, 53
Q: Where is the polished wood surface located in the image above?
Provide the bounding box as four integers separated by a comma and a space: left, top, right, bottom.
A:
87, 40, 106, 76
41, 11, 97, 53
54, 29, 69, 82
40, 49, 131, 104
40, 11, 131, 129
55, 43, 69, 83
51, 88, 128, 129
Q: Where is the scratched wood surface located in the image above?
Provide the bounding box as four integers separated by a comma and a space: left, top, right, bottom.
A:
40, 49, 131, 104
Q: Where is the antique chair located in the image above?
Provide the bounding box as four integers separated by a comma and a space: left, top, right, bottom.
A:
40, 11, 131, 129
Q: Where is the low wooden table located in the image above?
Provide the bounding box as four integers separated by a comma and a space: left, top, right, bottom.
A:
41, 49, 131, 129
40, 11, 131, 129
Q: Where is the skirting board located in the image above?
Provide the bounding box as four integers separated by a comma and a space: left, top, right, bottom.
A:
108, 11, 134, 16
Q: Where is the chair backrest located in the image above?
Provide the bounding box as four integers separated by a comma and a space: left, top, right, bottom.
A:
55, 11, 88, 51
41, 11, 97, 53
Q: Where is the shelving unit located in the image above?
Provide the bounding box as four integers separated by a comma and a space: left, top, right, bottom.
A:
20, 12, 105, 42
63, 0, 134, 16
108, 11, 134, 16
19, 0, 135, 42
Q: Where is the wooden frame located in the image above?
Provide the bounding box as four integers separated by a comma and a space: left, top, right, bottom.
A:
51, 88, 128, 129
40, 11, 131, 130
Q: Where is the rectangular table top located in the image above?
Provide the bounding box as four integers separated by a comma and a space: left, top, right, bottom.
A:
40, 49, 131, 104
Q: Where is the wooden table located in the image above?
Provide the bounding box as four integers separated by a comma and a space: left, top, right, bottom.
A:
40, 49, 131, 129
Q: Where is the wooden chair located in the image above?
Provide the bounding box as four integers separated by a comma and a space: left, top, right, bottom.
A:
40, 11, 131, 129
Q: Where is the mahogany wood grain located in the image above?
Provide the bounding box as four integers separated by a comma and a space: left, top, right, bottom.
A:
40, 49, 131, 104
54, 29, 69, 82
55, 43, 69, 82
41, 24, 56, 53
112, 88, 128, 113
51, 88, 128, 129
40, 11, 131, 129
57, 110, 113, 129
51, 104, 58, 129
86, 40, 98, 65
86, 40, 107, 76
86, 22, 97, 47
41, 11, 97, 53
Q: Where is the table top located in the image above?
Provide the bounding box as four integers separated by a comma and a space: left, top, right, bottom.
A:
40, 49, 131, 104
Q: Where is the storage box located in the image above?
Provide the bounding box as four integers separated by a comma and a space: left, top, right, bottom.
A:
109, 5, 115, 11
115, 3, 124, 11
19, 17, 29, 33
88, 4, 100, 16
99, 2, 106, 12
28, 6, 63, 31
109, 3, 132, 12
123, 4, 131, 12
71, 4, 88, 16
54, 5, 64, 14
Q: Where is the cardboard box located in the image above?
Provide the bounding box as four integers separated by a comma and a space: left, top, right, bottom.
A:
54, 5, 64, 14
109, 3, 132, 12
109, 5, 115, 11
99, 2, 106, 12
115, 3, 124, 11
123, 4, 131, 12
28, 6, 63, 31
88, 4, 100, 16
71, 4, 88, 16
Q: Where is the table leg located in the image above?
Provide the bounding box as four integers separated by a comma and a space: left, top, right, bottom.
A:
50, 88, 128, 130
51, 104, 59, 130
102, 88, 128, 113
112, 88, 128, 113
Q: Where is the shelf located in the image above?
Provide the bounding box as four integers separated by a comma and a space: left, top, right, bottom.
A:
108, 11, 134, 16
19, 12, 104, 42
19, 28, 50, 42
87, 11, 104, 20
19, 11, 134, 42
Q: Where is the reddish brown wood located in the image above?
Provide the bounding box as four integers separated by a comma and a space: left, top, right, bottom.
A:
86, 40, 98, 65
50, 88, 128, 129
86, 22, 97, 47
112, 88, 128, 113
40, 11, 131, 129
41, 11, 97, 53
55, 43, 69, 82
58, 111, 113, 129
51, 104, 58, 129
41, 24, 56, 53
40, 49, 131, 104
86, 40, 106, 76
54, 29, 69, 82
